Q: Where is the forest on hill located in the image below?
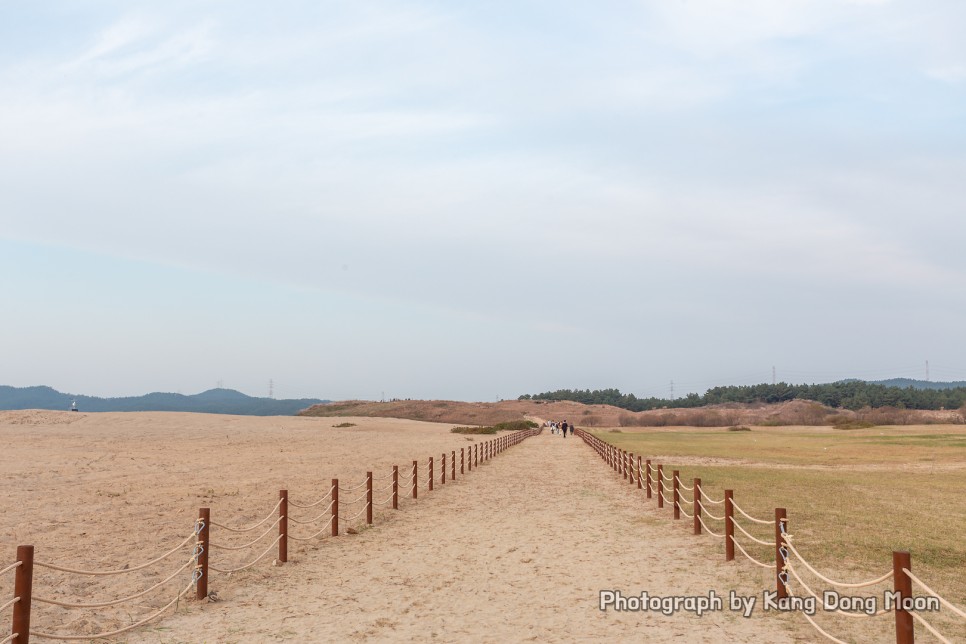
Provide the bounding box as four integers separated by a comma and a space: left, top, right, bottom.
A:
520, 381, 966, 412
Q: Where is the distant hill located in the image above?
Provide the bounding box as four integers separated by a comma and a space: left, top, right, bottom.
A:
0, 385, 326, 416
866, 378, 966, 391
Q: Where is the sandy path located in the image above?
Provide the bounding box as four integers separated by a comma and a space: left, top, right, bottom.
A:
143, 431, 801, 643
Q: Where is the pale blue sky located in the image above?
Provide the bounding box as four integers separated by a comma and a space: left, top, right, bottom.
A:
2, 1, 965, 401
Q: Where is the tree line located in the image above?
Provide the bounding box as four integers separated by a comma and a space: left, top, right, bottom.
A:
519, 382, 966, 411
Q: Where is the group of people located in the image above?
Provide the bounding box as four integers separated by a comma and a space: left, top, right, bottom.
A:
546, 419, 573, 437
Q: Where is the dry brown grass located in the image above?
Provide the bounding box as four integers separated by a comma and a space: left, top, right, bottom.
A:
595, 424, 966, 642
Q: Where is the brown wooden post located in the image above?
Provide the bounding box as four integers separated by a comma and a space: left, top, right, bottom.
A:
657, 465, 664, 508
646, 460, 652, 498
672, 471, 680, 520
724, 490, 734, 561
451, 450, 456, 480
474, 444, 478, 468
775, 508, 787, 599
429, 457, 434, 491
629, 452, 635, 485
278, 489, 288, 563
893, 551, 914, 644
461, 448, 465, 475
392, 466, 399, 510
411, 462, 418, 500
441, 453, 446, 485
332, 479, 339, 536
366, 472, 373, 525
693, 479, 702, 535
637, 456, 642, 490
623, 451, 628, 480
196, 508, 210, 600
12, 545, 33, 644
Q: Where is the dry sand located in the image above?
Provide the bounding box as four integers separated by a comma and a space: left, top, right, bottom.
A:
0, 412, 805, 642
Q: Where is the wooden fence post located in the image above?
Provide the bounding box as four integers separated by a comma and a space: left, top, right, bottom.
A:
637, 456, 642, 490
278, 490, 288, 563
693, 479, 702, 535
392, 466, 399, 510
332, 479, 339, 536
725, 490, 734, 561
441, 453, 446, 485
672, 471, 680, 520
12, 545, 33, 644
646, 460, 652, 499
429, 457, 434, 491
365, 473, 373, 525
657, 465, 664, 508
411, 462, 418, 500
451, 450, 456, 480
197, 508, 210, 600
461, 448, 465, 475
893, 551, 914, 644
629, 452, 635, 485
775, 508, 787, 599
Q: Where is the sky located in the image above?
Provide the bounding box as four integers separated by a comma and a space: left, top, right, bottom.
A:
2, 1, 965, 402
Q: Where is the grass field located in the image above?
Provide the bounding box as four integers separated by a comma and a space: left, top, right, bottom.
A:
592, 424, 966, 642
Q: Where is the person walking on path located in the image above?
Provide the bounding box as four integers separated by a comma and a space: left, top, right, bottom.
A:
561, 420, 568, 437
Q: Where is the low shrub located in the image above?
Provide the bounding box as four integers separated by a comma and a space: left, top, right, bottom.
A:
728, 426, 751, 432
451, 426, 497, 434
833, 421, 876, 430
332, 422, 356, 428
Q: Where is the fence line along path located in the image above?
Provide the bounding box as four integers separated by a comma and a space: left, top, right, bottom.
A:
146, 431, 795, 643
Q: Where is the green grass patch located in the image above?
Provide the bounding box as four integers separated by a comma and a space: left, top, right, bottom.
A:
332, 422, 356, 428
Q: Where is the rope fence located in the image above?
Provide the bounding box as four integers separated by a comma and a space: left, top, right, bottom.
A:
574, 427, 966, 644
2, 427, 542, 642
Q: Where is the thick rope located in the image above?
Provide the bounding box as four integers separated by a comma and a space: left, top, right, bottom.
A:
34, 530, 196, 576
730, 536, 774, 569
732, 518, 776, 547
32, 557, 194, 609
342, 490, 369, 506
288, 501, 336, 525
288, 517, 334, 541
676, 477, 694, 491
29, 579, 194, 641
785, 561, 889, 618
659, 490, 672, 505
696, 513, 723, 538
731, 500, 772, 525
210, 498, 284, 533
661, 470, 674, 483
702, 495, 725, 505
210, 535, 282, 573
785, 581, 850, 644
696, 499, 724, 521
381, 492, 395, 506
784, 538, 893, 589
0, 561, 21, 576
378, 479, 395, 493
339, 505, 369, 523
903, 568, 966, 619
679, 506, 693, 519
210, 517, 282, 550
289, 486, 336, 509
1, 633, 17, 644
0, 596, 19, 613
340, 479, 368, 492
910, 610, 952, 644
